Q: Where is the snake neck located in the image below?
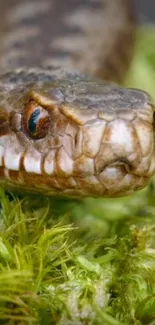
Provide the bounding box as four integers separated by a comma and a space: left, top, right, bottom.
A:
0, 0, 135, 82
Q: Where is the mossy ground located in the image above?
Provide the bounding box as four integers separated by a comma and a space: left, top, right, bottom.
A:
1, 27, 155, 325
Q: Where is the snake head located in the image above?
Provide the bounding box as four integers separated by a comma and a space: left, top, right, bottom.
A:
0, 67, 154, 197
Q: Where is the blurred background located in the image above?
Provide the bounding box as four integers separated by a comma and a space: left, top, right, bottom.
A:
124, 0, 155, 102
136, 0, 155, 22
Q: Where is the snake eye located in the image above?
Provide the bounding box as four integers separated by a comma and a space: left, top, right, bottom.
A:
23, 101, 50, 139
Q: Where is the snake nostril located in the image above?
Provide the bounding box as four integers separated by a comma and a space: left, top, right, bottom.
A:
96, 158, 131, 175
153, 111, 155, 129
74, 133, 78, 146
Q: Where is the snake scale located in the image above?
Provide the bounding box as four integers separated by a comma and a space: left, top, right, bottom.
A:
0, 0, 154, 198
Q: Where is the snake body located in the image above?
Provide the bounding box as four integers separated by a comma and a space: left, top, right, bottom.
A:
0, 0, 154, 198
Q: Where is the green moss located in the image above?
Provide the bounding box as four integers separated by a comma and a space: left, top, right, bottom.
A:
1, 27, 155, 324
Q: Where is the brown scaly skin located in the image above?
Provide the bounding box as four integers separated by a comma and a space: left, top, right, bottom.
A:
0, 0, 135, 81
0, 0, 154, 198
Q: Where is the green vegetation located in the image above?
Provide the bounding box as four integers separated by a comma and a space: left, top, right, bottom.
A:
1, 27, 155, 324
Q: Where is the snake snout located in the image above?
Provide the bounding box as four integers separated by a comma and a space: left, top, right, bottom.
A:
92, 115, 155, 196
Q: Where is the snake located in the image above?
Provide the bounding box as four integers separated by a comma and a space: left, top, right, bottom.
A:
0, 0, 154, 198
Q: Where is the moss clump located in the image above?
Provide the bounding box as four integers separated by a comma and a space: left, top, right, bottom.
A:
1, 27, 155, 324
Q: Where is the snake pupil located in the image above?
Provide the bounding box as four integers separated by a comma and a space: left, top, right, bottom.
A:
23, 101, 51, 140
28, 108, 40, 134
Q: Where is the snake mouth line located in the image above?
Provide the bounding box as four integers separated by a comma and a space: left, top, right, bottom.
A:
0, 156, 152, 199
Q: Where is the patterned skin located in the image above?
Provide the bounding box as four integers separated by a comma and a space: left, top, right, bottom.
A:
0, 0, 154, 198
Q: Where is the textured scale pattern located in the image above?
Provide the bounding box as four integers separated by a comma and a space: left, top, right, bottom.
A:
0, 0, 154, 198
0, 0, 135, 81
